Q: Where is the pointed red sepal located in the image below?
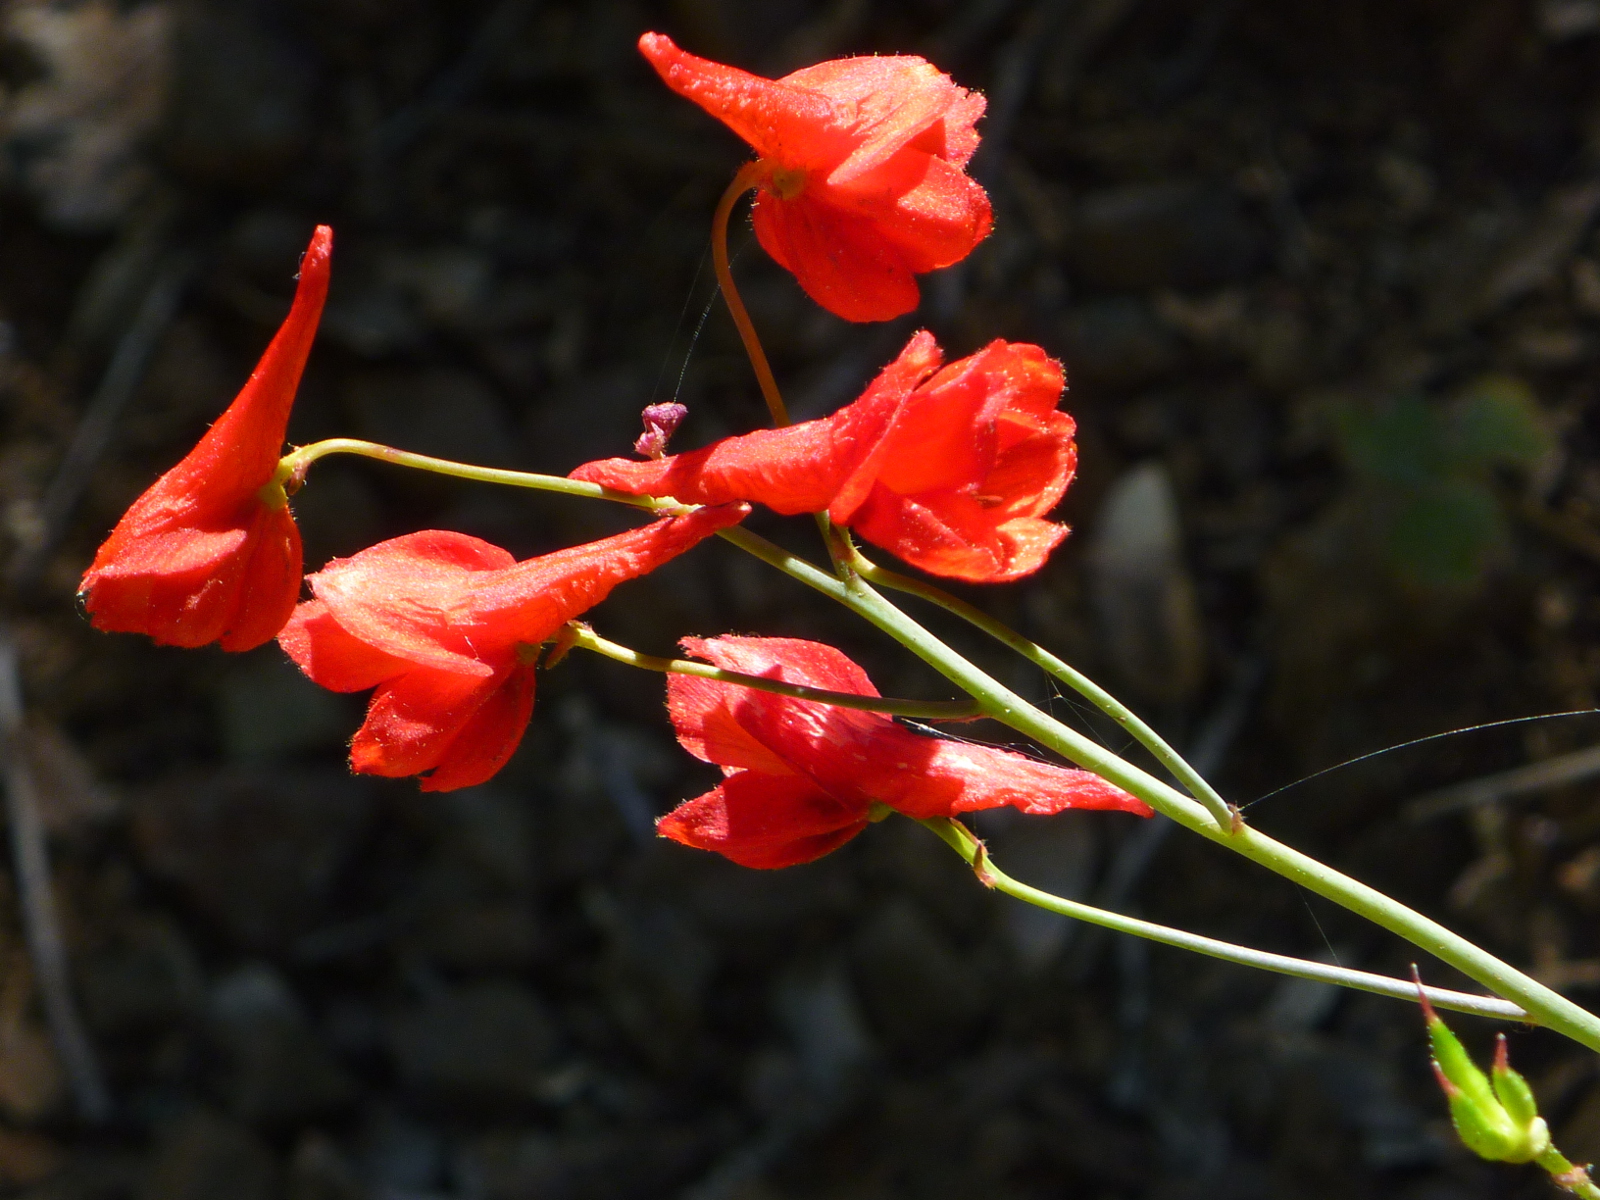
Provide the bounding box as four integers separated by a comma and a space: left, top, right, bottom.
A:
79, 226, 333, 651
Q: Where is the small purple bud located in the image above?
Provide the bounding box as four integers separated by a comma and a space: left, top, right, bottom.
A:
635, 402, 688, 459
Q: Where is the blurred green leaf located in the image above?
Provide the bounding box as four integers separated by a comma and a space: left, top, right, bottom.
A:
1332, 376, 1551, 587
1387, 479, 1503, 587
1449, 375, 1552, 471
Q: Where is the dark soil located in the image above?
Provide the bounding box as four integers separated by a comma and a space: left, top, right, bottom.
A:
3, 1, 1600, 1197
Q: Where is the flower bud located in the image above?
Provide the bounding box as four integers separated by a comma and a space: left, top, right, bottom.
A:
1416, 970, 1549, 1164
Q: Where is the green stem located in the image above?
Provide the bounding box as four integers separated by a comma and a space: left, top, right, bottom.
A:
566, 624, 981, 720
919, 817, 1525, 1023
718, 525, 1600, 1052
846, 544, 1235, 832
276, 439, 675, 511
1536, 1146, 1600, 1198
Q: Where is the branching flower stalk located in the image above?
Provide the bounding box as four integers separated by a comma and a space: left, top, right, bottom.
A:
75, 35, 1600, 1197
263, 433, 1600, 1048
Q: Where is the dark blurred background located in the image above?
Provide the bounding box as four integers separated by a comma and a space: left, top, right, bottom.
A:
2, 0, 1600, 1196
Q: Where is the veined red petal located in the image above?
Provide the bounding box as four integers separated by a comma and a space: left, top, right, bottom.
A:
781, 56, 958, 181
847, 724, 1151, 820
751, 192, 921, 323
657, 771, 869, 869
350, 665, 514, 780
419, 666, 537, 792
278, 600, 413, 693
217, 503, 302, 652
825, 152, 994, 273
309, 531, 515, 675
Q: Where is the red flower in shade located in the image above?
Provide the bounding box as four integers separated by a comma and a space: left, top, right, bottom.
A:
658, 636, 1148, 868
278, 506, 748, 792
573, 331, 1076, 582
640, 32, 991, 322
79, 226, 332, 651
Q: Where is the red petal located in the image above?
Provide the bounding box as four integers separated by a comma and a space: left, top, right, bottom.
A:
637, 33, 845, 170
218, 504, 302, 652
824, 153, 993, 273
475, 505, 748, 645
657, 771, 868, 868
308, 530, 517, 675
668, 674, 797, 776
781, 56, 957, 181
751, 193, 920, 323
420, 666, 537, 792
350, 665, 513, 780
863, 728, 1150, 819
278, 600, 413, 692
80, 523, 250, 648
682, 634, 879, 696
668, 634, 881, 777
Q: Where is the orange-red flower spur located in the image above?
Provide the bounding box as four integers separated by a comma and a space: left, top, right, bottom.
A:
78, 226, 333, 652
640, 33, 992, 323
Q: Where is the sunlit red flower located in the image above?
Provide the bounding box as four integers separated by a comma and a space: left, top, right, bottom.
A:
640, 32, 991, 323
279, 506, 748, 792
572, 331, 1075, 582
79, 226, 332, 652
657, 635, 1148, 868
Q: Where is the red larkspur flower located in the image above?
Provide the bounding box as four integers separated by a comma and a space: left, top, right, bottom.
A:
657, 635, 1148, 868
640, 32, 991, 322
278, 505, 748, 792
572, 331, 1075, 582
79, 226, 332, 651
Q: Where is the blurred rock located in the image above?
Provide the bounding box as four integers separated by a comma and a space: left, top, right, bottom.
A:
1061, 297, 1184, 390
388, 981, 556, 1112
140, 1110, 278, 1200
216, 654, 350, 763
587, 888, 715, 1065
1, 0, 172, 229
79, 915, 202, 1036
357, 1107, 446, 1194
458, 1125, 710, 1200
1069, 183, 1266, 292
0, 1127, 62, 1188
975, 810, 1099, 970
849, 898, 988, 1054
773, 959, 873, 1097
0, 954, 64, 1124
129, 771, 374, 951
347, 367, 521, 468
206, 965, 358, 1126
161, 0, 313, 187
285, 1132, 363, 1200
1086, 463, 1207, 704
25, 719, 118, 833
1475, 182, 1600, 316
